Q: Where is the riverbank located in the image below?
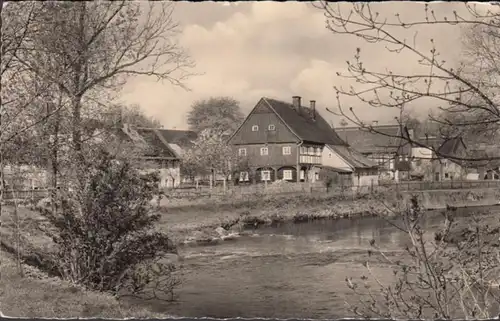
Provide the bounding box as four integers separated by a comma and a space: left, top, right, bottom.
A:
0, 251, 168, 318
161, 187, 500, 246
2, 187, 500, 318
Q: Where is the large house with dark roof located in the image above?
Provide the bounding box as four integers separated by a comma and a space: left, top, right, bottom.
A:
227, 96, 378, 185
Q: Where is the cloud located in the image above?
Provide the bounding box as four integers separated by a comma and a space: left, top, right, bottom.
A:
119, 2, 485, 129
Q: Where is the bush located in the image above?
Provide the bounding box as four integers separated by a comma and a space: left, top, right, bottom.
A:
39, 149, 179, 300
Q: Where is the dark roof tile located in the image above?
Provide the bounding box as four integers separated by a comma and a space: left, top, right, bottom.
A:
155, 129, 197, 148
135, 128, 177, 158
336, 125, 410, 154
328, 145, 378, 169
264, 98, 347, 145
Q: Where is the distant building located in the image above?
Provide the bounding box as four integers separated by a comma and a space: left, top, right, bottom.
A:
121, 126, 197, 188
411, 136, 468, 181
336, 123, 413, 181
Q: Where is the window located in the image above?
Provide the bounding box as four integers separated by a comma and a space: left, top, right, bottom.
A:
282, 146, 291, 155
268, 124, 276, 131
283, 169, 293, 180
328, 153, 332, 158
261, 170, 271, 181
445, 173, 449, 179
238, 148, 247, 156
300, 170, 305, 180
252, 125, 259, 132
260, 147, 268, 155
315, 147, 321, 156
308, 147, 314, 155
239, 171, 249, 182
300, 146, 306, 154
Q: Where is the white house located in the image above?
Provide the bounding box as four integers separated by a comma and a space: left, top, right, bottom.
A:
321, 144, 379, 186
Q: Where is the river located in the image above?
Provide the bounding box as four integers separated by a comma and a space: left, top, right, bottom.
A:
134, 206, 496, 319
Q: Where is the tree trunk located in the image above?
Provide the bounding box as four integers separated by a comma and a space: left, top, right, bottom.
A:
71, 2, 87, 183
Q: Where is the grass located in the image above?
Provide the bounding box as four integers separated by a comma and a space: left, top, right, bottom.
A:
0, 251, 169, 318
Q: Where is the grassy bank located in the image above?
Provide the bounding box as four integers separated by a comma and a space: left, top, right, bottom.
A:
0, 251, 168, 318
160, 187, 500, 245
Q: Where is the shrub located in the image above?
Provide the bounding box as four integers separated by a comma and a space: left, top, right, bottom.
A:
39, 149, 179, 300
346, 196, 500, 319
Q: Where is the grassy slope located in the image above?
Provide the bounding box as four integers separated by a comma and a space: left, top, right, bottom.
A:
0, 207, 169, 318
0, 251, 168, 318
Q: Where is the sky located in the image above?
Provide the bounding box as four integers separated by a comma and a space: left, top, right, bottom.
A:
119, 1, 489, 130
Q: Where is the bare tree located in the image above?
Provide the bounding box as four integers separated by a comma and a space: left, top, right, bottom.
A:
314, 2, 500, 318
14, 1, 194, 183
315, 2, 500, 164
105, 103, 163, 129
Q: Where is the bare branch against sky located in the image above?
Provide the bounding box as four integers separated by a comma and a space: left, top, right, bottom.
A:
116, 2, 493, 130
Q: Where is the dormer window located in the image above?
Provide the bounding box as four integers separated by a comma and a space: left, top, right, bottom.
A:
268, 124, 276, 131
252, 125, 259, 132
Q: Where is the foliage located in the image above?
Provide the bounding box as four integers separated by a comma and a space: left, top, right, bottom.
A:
319, 168, 337, 191
104, 104, 163, 129
38, 148, 179, 298
187, 96, 245, 134
181, 127, 247, 180
345, 197, 500, 319
11, 0, 193, 173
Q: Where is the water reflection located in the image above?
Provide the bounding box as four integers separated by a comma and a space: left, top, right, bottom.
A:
234, 206, 494, 254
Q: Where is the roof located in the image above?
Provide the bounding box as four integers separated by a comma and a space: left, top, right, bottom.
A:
437, 137, 466, 157
336, 125, 411, 154
154, 129, 197, 148
415, 135, 467, 159
415, 136, 442, 150
322, 166, 352, 173
134, 128, 178, 158
328, 144, 378, 170
263, 98, 347, 145
167, 143, 184, 157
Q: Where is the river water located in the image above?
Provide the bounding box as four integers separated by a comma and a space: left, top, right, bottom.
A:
137, 206, 495, 319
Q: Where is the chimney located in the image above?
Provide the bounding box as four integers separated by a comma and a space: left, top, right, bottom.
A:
292, 96, 301, 113
372, 120, 379, 126
310, 100, 316, 120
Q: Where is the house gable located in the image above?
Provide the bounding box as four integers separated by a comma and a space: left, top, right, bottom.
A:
321, 145, 354, 173
228, 98, 300, 145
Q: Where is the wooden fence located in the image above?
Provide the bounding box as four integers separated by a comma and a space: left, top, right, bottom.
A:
379, 179, 500, 191
2, 179, 499, 203
1, 189, 50, 202
168, 179, 500, 200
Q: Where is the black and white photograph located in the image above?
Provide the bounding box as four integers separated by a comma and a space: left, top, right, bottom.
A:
2, 0, 500, 319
